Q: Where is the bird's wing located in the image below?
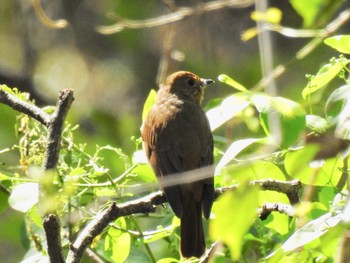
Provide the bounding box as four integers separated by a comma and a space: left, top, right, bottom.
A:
142, 103, 214, 218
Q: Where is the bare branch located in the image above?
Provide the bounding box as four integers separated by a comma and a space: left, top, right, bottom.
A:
0, 88, 50, 126
215, 179, 302, 204
31, 0, 68, 29
42, 89, 74, 170
43, 214, 65, 263
96, 0, 254, 34
39, 89, 74, 263
258, 202, 295, 220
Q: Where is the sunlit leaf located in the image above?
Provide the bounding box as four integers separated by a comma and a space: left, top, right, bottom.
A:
218, 74, 248, 92
142, 89, 157, 122
8, 182, 39, 213
335, 101, 350, 140
284, 146, 318, 184
324, 35, 350, 54
144, 225, 174, 243
132, 164, 156, 183
290, 0, 324, 27
104, 217, 131, 263
277, 212, 341, 253
302, 60, 348, 99
215, 138, 262, 175
210, 183, 259, 260
132, 150, 148, 164
27, 205, 43, 228
253, 95, 306, 149
326, 85, 350, 140
157, 258, 179, 263
206, 94, 250, 131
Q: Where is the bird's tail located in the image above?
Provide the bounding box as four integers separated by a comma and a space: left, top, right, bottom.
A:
180, 199, 205, 258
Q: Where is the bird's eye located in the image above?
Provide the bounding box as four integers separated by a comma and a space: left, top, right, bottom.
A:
187, 78, 195, 87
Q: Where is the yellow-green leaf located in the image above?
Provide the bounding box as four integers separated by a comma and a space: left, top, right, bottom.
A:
324, 35, 350, 54
302, 62, 345, 99
104, 217, 131, 263
218, 74, 248, 92
142, 89, 157, 122
210, 183, 259, 260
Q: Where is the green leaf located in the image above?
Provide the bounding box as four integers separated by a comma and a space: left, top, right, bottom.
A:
290, 0, 325, 27
210, 183, 259, 260
218, 74, 248, 92
284, 146, 319, 184
324, 35, 350, 54
104, 217, 131, 263
325, 85, 350, 139
142, 89, 157, 122
253, 95, 306, 149
144, 226, 174, 243
302, 59, 349, 99
132, 164, 156, 183
157, 258, 179, 263
215, 138, 262, 175
206, 94, 250, 131
27, 205, 44, 228
8, 182, 39, 213
279, 212, 341, 253
0, 191, 9, 213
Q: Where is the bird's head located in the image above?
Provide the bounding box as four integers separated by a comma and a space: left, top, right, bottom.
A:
162, 71, 214, 104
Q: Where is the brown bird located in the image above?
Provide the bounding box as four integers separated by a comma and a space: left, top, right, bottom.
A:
141, 71, 215, 258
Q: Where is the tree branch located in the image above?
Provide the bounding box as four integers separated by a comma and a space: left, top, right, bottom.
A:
40, 89, 74, 263
0, 87, 50, 126
43, 214, 65, 263
258, 202, 295, 220
42, 89, 74, 170
96, 0, 254, 34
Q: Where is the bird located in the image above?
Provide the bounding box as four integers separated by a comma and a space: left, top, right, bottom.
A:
141, 71, 215, 258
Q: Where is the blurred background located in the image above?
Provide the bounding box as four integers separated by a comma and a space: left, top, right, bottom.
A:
0, 0, 349, 261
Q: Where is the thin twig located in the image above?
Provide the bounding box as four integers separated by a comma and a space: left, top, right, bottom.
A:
96, 0, 254, 34
253, 8, 350, 91
31, 0, 68, 29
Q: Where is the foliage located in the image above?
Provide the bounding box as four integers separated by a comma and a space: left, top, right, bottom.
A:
1, 1, 350, 263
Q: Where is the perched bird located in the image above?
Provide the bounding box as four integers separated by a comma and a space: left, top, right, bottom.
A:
141, 71, 215, 258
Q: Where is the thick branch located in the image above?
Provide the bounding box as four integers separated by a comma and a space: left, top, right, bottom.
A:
42, 89, 74, 170
43, 214, 65, 263
0, 88, 50, 126
41, 89, 74, 263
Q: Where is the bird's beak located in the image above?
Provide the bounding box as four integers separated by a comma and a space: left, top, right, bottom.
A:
201, 78, 215, 86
